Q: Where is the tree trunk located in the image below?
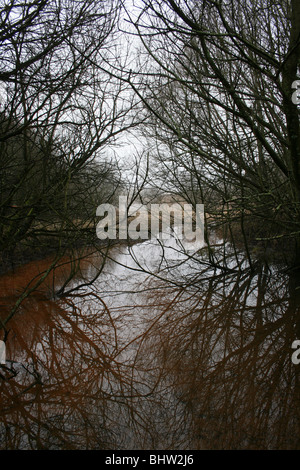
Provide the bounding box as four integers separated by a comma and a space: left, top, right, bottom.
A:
282, 0, 300, 268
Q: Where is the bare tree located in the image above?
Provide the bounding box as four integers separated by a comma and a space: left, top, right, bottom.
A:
125, 0, 300, 270
0, 0, 138, 327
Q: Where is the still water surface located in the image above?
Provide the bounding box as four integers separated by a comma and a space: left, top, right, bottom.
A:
0, 235, 300, 449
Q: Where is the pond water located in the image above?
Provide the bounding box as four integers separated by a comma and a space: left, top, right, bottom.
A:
0, 232, 300, 450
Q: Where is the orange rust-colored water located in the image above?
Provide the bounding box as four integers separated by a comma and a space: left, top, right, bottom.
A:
0, 245, 300, 450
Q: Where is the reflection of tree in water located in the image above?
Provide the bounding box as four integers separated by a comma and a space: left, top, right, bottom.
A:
0, 260, 300, 449
0, 292, 133, 450
136, 266, 300, 449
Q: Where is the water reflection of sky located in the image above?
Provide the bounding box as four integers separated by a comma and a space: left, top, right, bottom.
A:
0, 233, 300, 449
